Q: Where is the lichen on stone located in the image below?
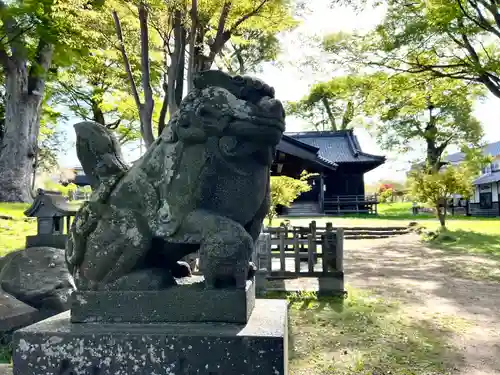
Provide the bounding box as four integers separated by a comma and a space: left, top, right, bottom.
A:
66, 70, 285, 292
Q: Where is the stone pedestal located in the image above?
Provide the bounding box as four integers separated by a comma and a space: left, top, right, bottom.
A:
0, 292, 39, 333
70, 277, 255, 324
12, 299, 288, 375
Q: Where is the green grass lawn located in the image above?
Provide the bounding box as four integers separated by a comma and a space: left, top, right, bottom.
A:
0, 202, 35, 256
270, 289, 468, 375
0, 202, 30, 219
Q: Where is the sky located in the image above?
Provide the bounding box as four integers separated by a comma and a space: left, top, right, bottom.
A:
59, 1, 500, 184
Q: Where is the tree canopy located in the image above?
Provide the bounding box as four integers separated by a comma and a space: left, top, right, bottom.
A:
361, 73, 484, 170
109, 0, 298, 145
409, 162, 478, 229
323, 0, 500, 99
286, 75, 377, 131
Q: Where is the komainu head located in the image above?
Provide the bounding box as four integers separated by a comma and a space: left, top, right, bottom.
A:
166, 70, 286, 149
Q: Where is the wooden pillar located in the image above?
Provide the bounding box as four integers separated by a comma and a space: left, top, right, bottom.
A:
319, 173, 325, 213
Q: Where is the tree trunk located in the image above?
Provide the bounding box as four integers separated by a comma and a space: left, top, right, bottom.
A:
436, 204, 446, 229
91, 98, 106, 125
341, 100, 354, 129
187, 0, 198, 93
0, 67, 44, 202
426, 139, 442, 173
168, 10, 184, 118
424, 116, 444, 172
442, 200, 448, 229
158, 35, 170, 136
321, 97, 337, 131
138, 2, 155, 147
174, 33, 186, 106
158, 90, 169, 137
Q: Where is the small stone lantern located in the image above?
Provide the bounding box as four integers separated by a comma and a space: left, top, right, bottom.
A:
24, 189, 79, 249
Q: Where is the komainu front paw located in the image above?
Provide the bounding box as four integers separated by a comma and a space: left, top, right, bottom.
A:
203, 259, 248, 289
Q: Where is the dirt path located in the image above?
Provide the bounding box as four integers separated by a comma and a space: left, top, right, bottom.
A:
345, 233, 500, 375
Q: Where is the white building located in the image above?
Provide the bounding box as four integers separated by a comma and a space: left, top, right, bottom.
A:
445, 141, 500, 216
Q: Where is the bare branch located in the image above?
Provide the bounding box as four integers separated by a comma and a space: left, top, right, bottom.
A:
320, 97, 337, 131
475, 0, 500, 32
229, 0, 269, 34
206, 2, 232, 66
187, 0, 198, 92
106, 119, 121, 130
112, 10, 142, 110
138, 2, 154, 114
166, 9, 184, 128
456, 0, 500, 40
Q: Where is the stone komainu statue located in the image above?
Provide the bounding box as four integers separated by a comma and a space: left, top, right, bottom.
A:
65, 70, 285, 291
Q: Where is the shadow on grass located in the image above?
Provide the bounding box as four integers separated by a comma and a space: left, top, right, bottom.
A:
266, 289, 464, 375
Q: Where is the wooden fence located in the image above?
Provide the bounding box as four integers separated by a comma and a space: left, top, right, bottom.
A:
254, 222, 345, 295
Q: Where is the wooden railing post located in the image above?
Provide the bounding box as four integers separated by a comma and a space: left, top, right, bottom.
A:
294, 232, 300, 274
321, 222, 337, 273
279, 232, 286, 274
309, 220, 317, 237
307, 233, 315, 273
336, 228, 344, 273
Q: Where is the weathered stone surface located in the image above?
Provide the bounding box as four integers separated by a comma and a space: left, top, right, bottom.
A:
66, 70, 285, 293
253, 232, 271, 295
0, 247, 75, 313
70, 277, 256, 324
0, 292, 38, 333
13, 299, 288, 375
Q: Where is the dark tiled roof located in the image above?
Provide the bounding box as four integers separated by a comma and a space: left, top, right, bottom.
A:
445, 140, 500, 164
473, 171, 500, 185
277, 135, 338, 170
285, 130, 386, 164
24, 189, 78, 217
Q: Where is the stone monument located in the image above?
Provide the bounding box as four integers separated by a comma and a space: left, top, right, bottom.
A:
12, 70, 289, 374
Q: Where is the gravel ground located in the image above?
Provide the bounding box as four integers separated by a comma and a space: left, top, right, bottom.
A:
345, 233, 500, 375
